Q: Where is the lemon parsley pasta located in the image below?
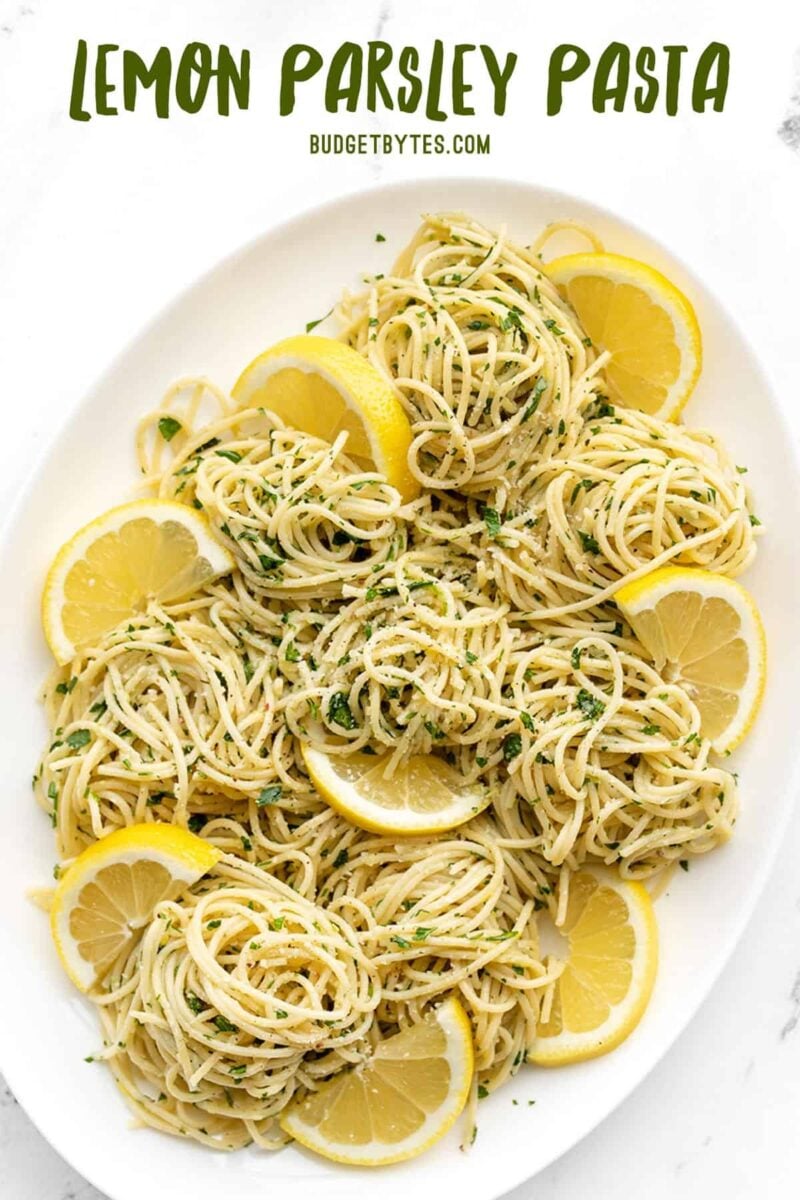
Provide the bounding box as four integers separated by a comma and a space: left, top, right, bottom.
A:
35, 212, 759, 1150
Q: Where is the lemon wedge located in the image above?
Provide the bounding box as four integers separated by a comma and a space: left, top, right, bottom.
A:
42, 499, 234, 664
280, 996, 473, 1165
530, 869, 658, 1066
546, 252, 702, 420
50, 823, 221, 991
616, 566, 766, 753
302, 744, 489, 835
231, 334, 419, 502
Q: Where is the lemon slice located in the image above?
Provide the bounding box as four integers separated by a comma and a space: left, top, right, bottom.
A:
616, 566, 766, 754
280, 996, 473, 1165
530, 869, 657, 1066
50, 823, 221, 991
231, 334, 419, 502
42, 499, 234, 663
546, 252, 702, 420
302, 744, 489, 835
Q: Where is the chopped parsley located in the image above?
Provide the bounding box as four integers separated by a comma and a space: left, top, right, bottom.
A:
521, 376, 547, 422
256, 785, 282, 807
570, 478, 594, 505
305, 307, 333, 333
501, 309, 524, 334
577, 530, 600, 555
258, 550, 285, 572
213, 1014, 238, 1033
332, 529, 365, 547
158, 416, 182, 442
575, 689, 605, 721
328, 692, 357, 730
483, 507, 503, 540
503, 733, 523, 762
65, 729, 91, 750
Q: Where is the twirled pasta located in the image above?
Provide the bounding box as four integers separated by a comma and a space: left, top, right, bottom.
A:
93, 858, 380, 1149
339, 213, 604, 494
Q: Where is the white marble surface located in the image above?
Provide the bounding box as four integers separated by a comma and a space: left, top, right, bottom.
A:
2, 1, 800, 1197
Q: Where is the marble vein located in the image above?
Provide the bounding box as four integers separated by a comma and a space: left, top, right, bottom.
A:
778, 47, 800, 153
780, 968, 800, 1039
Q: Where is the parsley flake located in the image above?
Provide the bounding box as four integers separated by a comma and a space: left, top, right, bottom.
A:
158, 416, 182, 442
575, 689, 605, 721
